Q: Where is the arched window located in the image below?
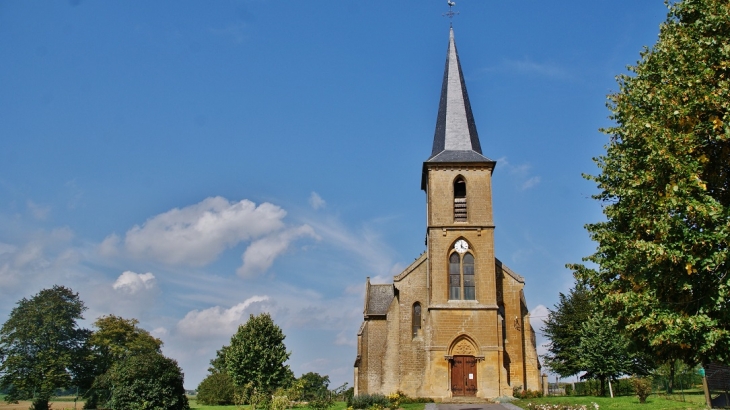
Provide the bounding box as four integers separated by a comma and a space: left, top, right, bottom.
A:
412, 303, 422, 338
454, 177, 467, 222
449, 253, 461, 300
449, 250, 476, 301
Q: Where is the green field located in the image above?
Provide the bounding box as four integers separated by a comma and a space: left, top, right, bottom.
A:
512, 393, 708, 410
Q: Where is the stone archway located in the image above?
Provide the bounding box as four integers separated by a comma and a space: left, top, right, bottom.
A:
449, 338, 478, 396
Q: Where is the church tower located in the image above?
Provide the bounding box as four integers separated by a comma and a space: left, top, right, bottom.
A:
354, 28, 541, 400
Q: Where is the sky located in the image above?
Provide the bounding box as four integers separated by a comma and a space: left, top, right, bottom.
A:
0, 1, 671, 390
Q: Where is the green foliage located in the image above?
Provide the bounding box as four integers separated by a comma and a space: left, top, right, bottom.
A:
271, 394, 292, 410
525, 403, 598, 410
574, 0, 730, 366
0, 286, 90, 407
512, 385, 543, 399
197, 372, 235, 405
564, 384, 573, 396
348, 394, 389, 409
631, 377, 653, 404
578, 313, 639, 395
83, 314, 164, 408
105, 351, 189, 410
309, 395, 334, 410
298, 372, 330, 401
226, 313, 292, 396
208, 345, 230, 375
541, 286, 594, 377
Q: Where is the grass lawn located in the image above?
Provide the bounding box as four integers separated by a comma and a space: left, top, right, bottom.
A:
511, 393, 708, 410
188, 401, 426, 410
189, 400, 363, 410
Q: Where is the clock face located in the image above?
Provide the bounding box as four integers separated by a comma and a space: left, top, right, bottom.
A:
454, 239, 469, 254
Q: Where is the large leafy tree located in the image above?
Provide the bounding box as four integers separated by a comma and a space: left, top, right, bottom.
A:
574, 0, 730, 366
105, 351, 189, 410
0, 286, 91, 410
578, 313, 641, 396
83, 315, 163, 408
226, 313, 293, 396
298, 372, 330, 401
541, 286, 593, 377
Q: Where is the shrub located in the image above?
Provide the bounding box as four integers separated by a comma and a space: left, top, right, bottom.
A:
271, 394, 291, 410
349, 393, 389, 409
512, 386, 543, 399
564, 384, 573, 396
309, 394, 334, 410
105, 352, 189, 410
631, 377, 652, 404
197, 372, 235, 405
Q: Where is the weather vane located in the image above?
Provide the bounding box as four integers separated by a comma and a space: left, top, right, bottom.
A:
443, 1, 459, 24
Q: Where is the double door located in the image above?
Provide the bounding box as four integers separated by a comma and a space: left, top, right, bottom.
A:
451, 355, 477, 396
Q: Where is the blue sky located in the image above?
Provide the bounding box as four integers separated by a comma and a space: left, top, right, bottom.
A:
0, 1, 669, 389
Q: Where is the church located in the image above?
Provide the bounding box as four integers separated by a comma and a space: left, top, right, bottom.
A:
353, 28, 541, 399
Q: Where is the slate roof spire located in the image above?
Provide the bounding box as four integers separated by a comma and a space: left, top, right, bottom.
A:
427, 28, 491, 164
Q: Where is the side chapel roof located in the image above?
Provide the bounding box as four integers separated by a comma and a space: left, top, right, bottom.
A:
364, 278, 394, 317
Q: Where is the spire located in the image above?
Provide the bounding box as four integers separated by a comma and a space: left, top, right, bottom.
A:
428, 28, 490, 163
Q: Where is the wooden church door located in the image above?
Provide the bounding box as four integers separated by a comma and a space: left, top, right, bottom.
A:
451, 356, 477, 396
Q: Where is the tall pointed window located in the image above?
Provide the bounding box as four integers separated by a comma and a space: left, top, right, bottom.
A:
449, 251, 476, 300
454, 177, 467, 222
412, 303, 422, 338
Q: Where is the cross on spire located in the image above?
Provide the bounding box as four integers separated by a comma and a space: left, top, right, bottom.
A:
443, 1, 459, 24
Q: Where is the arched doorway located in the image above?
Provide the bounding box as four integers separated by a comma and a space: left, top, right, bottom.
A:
450, 338, 478, 396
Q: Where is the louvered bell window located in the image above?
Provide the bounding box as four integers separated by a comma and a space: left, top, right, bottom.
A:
454, 177, 467, 222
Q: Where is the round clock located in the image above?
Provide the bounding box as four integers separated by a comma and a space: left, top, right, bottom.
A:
454, 239, 469, 254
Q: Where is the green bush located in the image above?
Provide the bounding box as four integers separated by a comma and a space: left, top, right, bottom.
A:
631, 377, 652, 404
197, 372, 235, 405
564, 384, 573, 396
348, 393, 389, 409
105, 352, 189, 410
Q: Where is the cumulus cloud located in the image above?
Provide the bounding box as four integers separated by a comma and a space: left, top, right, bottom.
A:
237, 225, 318, 277
98, 234, 120, 257
113, 271, 157, 294
124, 197, 287, 266
177, 295, 270, 338
309, 192, 326, 210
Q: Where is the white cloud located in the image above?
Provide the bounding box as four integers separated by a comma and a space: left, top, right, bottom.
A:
334, 329, 356, 347
177, 295, 271, 338
98, 234, 120, 257
521, 176, 542, 191
27, 200, 51, 220
237, 225, 318, 277
124, 197, 287, 266
113, 271, 157, 295
151, 327, 169, 338
309, 192, 326, 210
496, 157, 541, 191
303, 216, 396, 278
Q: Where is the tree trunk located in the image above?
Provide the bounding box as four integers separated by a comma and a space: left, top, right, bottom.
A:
669, 361, 676, 394
600, 376, 606, 397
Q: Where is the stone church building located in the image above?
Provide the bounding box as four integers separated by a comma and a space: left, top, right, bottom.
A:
354, 28, 541, 399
